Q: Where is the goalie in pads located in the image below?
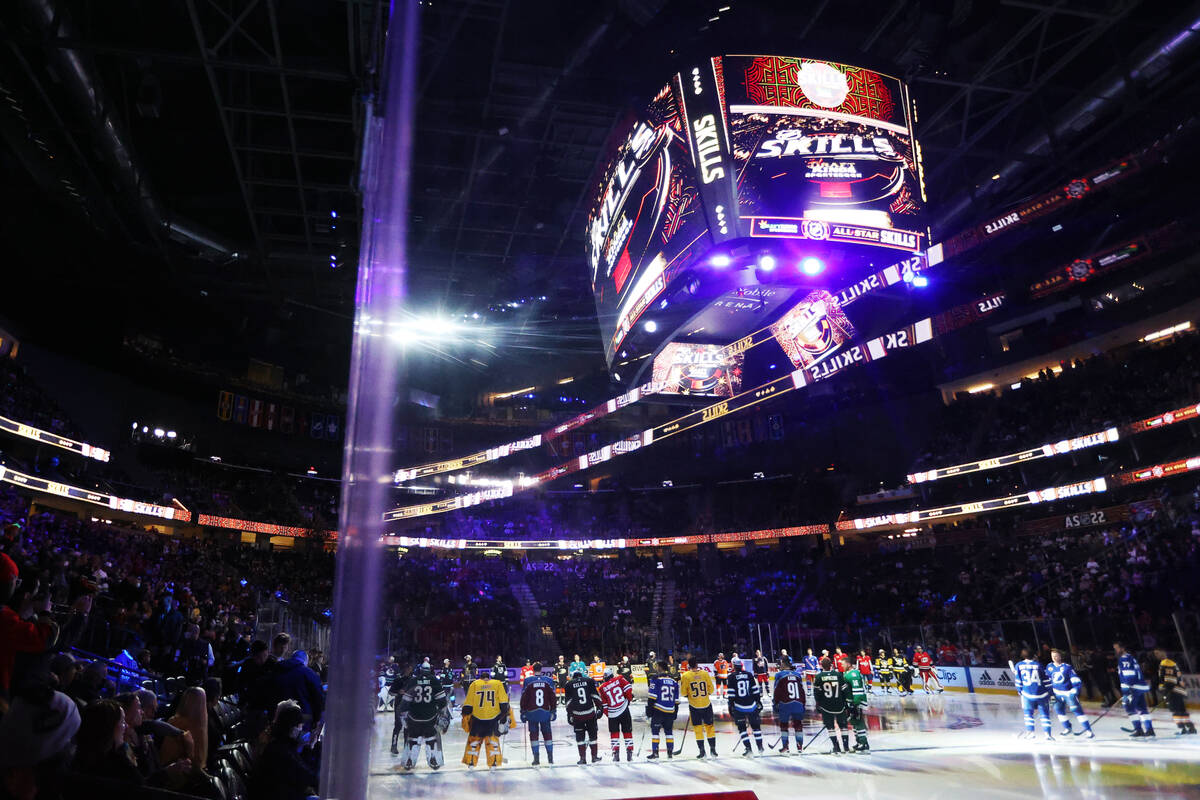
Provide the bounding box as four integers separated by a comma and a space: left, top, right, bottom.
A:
394, 662, 450, 770
462, 669, 516, 767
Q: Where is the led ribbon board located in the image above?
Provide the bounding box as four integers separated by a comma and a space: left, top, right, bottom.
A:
0, 414, 110, 462
394, 251, 926, 483
386, 289, 1008, 522
0, 465, 188, 521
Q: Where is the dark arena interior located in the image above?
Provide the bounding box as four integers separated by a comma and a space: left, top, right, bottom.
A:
2, 0, 1200, 798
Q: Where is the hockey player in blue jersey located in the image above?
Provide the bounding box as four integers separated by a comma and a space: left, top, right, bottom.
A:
1013, 649, 1053, 740
728, 657, 765, 756
801, 648, 820, 693
1114, 641, 1155, 738
1046, 649, 1093, 738
645, 661, 680, 759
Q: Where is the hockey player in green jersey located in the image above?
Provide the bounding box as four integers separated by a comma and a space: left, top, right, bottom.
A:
842, 663, 870, 753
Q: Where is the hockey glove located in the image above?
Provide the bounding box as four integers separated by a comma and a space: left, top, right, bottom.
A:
755, 700, 763, 713
567, 712, 577, 727
498, 717, 511, 735
519, 712, 527, 724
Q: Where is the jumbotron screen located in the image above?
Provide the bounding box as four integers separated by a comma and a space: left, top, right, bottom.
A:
585, 55, 925, 371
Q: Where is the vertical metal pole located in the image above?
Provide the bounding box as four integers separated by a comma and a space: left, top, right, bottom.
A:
319, 1, 418, 797
1062, 617, 1075, 657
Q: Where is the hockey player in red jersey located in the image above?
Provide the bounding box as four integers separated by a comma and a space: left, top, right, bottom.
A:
833, 647, 851, 673
912, 645, 944, 693
520, 659, 535, 682
856, 650, 874, 692
599, 665, 635, 761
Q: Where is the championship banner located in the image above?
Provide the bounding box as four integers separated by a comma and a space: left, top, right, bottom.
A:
769, 289, 855, 369
1, 465, 189, 521
0, 413, 110, 462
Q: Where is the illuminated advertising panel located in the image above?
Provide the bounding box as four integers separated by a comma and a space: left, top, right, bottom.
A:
725, 55, 924, 252
650, 342, 744, 398
768, 289, 856, 368
587, 85, 712, 362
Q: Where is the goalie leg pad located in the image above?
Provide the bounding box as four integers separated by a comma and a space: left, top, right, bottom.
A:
463, 735, 483, 766
484, 735, 502, 767
428, 732, 444, 769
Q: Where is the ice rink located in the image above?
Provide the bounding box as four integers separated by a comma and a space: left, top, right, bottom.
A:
367, 684, 1200, 799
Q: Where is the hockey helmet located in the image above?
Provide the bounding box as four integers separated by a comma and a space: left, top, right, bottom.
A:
604, 665, 616, 678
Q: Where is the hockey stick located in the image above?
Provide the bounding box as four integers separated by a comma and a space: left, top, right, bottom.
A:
800, 723, 828, 753
634, 725, 649, 759
672, 717, 691, 755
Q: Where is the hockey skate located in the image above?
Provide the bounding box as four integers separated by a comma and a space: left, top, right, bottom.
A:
646, 752, 659, 760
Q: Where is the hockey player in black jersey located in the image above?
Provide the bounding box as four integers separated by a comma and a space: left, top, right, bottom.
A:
814, 657, 852, 754
437, 659, 456, 709
394, 662, 450, 770
388, 662, 411, 754
729, 657, 765, 756
564, 668, 604, 764
554, 655, 570, 705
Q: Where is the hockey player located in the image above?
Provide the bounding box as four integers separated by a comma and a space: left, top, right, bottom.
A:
713, 653, 731, 699
842, 661, 870, 753
681, 658, 718, 758
462, 668, 515, 768
395, 662, 449, 770
729, 657, 765, 756
554, 655, 570, 705
1046, 649, 1093, 738
599, 665, 635, 761
520, 661, 558, 765
645, 651, 658, 681
772, 656, 806, 753
437, 659, 457, 709
753, 649, 770, 694
802, 648, 820, 692
565, 666, 604, 764
1013, 648, 1054, 741
912, 645, 944, 693
833, 647, 851, 673
618, 655, 634, 684
1154, 648, 1196, 735
666, 654, 681, 680
569, 654, 586, 682
892, 648, 913, 695
520, 659, 535, 683
646, 661, 680, 759
814, 657, 852, 754
1114, 641, 1155, 738
388, 662, 411, 754
491, 654, 508, 684
856, 650, 874, 692
460, 655, 477, 689
874, 649, 893, 693
588, 654, 606, 682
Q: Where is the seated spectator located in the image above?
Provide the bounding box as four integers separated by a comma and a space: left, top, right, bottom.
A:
72, 699, 142, 785
66, 661, 110, 708
47, 652, 77, 695
249, 700, 318, 800
0, 554, 58, 698
0, 688, 79, 800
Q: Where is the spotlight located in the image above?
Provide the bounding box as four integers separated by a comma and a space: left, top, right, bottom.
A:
153, 428, 165, 438
644, 320, 658, 333
912, 275, 929, 288
166, 431, 177, 439
800, 257, 825, 276
710, 253, 732, 268
757, 254, 777, 271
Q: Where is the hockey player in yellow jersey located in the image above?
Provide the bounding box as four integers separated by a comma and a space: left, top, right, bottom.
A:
1155, 649, 1197, 735
680, 659, 718, 758
461, 673, 516, 767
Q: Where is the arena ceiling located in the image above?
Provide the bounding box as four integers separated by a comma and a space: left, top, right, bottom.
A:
2, 0, 1198, 381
